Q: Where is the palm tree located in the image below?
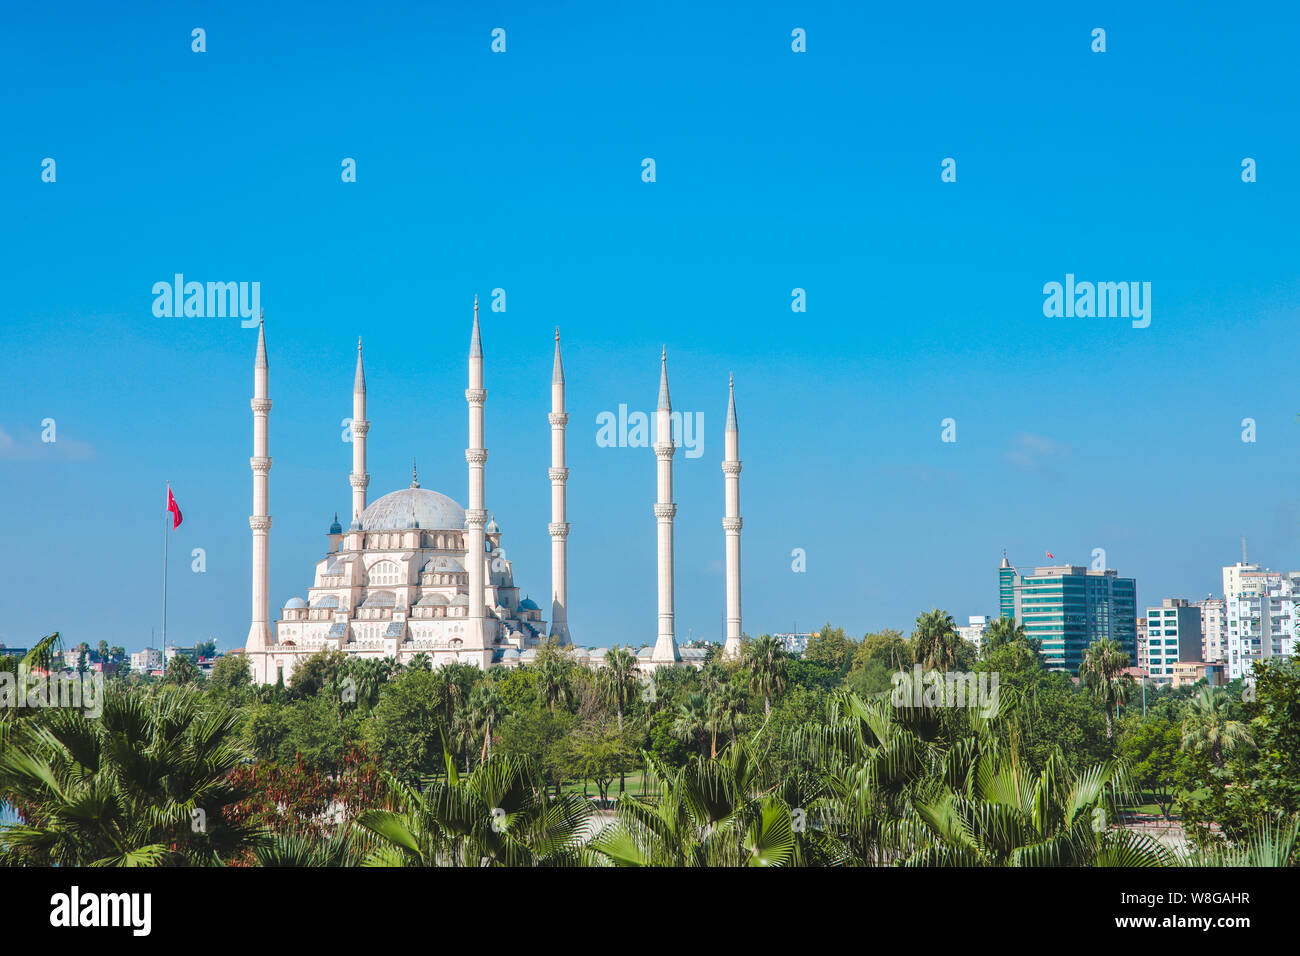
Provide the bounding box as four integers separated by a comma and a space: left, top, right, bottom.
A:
0, 685, 260, 865
1180, 685, 1254, 768
468, 683, 506, 762
434, 662, 480, 766
980, 617, 1027, 655
355, 750, 593, 867
1181, 815, 1299, 867
600, 645, 641, 732
912, 608, 960, 671
537, 655, 573, 712
1078, 638, 1132, 740
744, 635, 787, 716
713, 680, 748, 746
590, 746, 795, 867
254, 827, 363, 867
672, 693, 710, 757
908, 751, 1173, 866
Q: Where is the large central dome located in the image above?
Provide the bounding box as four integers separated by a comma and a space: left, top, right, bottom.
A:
359, 487, 466, 531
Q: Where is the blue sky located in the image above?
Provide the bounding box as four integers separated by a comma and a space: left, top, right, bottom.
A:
3, 1, 1299, 654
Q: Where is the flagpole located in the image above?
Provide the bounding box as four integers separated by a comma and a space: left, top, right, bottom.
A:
162, 481, 168, 678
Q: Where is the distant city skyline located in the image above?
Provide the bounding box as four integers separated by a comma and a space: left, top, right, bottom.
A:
4, 2, 1300, 652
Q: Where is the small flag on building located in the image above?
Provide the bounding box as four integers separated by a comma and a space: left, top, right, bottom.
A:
1046, 550, 1054, 559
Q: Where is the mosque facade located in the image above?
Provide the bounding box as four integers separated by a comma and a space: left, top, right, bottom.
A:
240, 301, 743, 684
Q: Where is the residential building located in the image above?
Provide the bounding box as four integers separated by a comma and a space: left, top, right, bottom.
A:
1144, 599, 1202, 685
957, 615, 991, 654
1223, 562, 1299, 681
1193, 596, 1226, 663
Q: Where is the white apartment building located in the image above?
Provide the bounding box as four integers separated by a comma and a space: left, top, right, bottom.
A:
1223, 563, 1299, 681
958, 615, 991, 654
130, 647, 163, 673
1193, 596, 1226, 663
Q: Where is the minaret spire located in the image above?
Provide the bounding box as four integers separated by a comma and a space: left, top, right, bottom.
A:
652, 348, 680, 665
548, 327, 572, 644
722, 374, 743, 658
465, 297, 492, 664
246, 315, 274, 678
350, 337, 370, 525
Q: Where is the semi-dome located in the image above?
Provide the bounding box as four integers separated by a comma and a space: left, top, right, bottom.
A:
359, 488, 465, 531
284, 596, 308, 610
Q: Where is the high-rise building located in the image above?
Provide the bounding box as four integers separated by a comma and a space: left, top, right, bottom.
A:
1144, 599, 1202, 684
957, 615, 991, 654
1193, 596, 1226, 663
998, 556, 1137, 673
1223, 563, 1299, 682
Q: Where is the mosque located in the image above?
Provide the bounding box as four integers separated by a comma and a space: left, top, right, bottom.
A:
240, 300, 744, 684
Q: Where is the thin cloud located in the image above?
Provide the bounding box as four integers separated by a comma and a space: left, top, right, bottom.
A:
1004, 432, 1068, 475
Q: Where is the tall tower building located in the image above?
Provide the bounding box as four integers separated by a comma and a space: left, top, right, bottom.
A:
465, 297, 491, 662
246, 317, 273, 658
350, 338, 370, 525
722, 375, 743, 658
548, 328, 572, 644
652, 348, 680, 664
999, 556, 1137, 673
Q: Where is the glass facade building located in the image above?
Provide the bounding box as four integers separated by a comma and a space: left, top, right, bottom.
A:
999, 560, 1137, 673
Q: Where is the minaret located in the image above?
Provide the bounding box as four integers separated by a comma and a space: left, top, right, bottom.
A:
722, 375, 743, 658
548, 328, 572, 644
465, 297, 490, 660
350, 337, 370, 525
246, 316, 273, 670
652, 347, 680, 664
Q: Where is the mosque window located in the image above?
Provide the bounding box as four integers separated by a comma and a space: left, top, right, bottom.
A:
370, 561, 403, 586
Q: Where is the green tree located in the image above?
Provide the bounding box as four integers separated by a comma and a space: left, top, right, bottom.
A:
744, 634, 788, 716
600, 645, 641, 731
1118, 716, 1187, 819
365, 667, 447, 784
1180, 684, 1253, 769
164, 653, 200, 686
210, 653, 252, 695
1078, 638, 1132, 740
355, 753, 593, 867
0, 686, 259, 865
911, 609, 960, 671
980, 617, 1027, 655
803, 624, 855, 675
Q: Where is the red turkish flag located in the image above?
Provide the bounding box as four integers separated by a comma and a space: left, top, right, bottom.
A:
167, 486, 183, 529
1046, 551, 1054, 559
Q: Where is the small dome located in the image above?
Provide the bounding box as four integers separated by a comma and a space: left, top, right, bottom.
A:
486, 513, 500, 534
284, 597, 308, 610
518, 596, 540, 612
450, 594, 469, 607
329, 513, 343, 535
422, 556, 465, 573
415, 592, 449, 606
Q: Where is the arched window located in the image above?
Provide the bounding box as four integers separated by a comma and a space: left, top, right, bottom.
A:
369, 560, 403, 587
